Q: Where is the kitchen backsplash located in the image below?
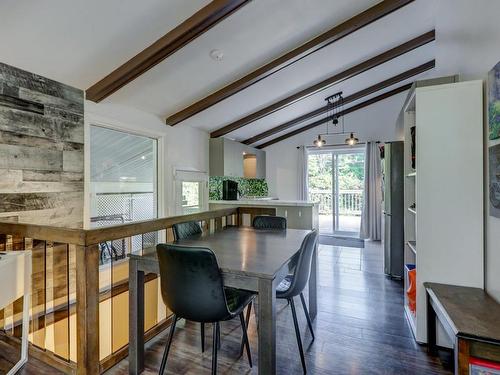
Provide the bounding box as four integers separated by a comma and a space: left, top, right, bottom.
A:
209, 176, 268, 200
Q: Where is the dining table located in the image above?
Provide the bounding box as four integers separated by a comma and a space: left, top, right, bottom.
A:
128, 226, 317, 375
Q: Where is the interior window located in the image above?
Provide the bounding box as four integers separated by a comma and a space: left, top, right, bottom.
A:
89, 125, 158, 257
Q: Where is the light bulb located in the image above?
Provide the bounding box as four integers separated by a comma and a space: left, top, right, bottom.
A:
314, 135, 324, 147
345, 133, 359, 146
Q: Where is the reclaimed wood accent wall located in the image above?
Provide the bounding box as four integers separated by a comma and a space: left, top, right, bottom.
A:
0, 62, 84, 228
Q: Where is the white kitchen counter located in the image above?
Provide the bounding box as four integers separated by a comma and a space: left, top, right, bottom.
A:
208, 199, 317, 207
209, 200, 318, 230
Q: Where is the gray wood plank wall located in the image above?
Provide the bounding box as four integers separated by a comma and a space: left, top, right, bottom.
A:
0, 62, 84, 228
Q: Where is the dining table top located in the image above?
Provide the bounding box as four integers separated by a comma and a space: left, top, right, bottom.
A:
129, 226, 312, 279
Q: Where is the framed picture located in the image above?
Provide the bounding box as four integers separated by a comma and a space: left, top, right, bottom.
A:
470, 357, 500, 375
489, 143, 500, 218
488, 62, 500, 140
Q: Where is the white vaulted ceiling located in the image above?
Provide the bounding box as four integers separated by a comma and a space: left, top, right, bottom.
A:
0, 0, 437, 146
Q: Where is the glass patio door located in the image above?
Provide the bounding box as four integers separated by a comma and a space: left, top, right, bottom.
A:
308, 147, 365, 236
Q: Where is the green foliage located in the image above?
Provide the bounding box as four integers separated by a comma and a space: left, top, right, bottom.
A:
209, 176, 268, 200
308, 153, 364, 190
489, 101, 500, 140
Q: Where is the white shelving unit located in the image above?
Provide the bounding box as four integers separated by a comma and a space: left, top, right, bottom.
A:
402, 79, 484, 343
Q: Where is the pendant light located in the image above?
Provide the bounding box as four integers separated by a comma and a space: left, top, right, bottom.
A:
313, 91, 359, 147
345, 132, 359, 146
313, 134, 326, 147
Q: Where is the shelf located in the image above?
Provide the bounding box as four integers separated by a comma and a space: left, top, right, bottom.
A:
404, 305, 417, 339
408, 207, 416, 215
406, 172, 416, 177
407, 241, 417, 255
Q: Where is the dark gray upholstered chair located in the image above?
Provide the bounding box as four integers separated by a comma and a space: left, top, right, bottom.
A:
252, 215, 287, 230
276, 229, 318, 374
156, 244, 254, 375
172, 221, 202, 240
171, 221, 206, 351
252, 215, 297, 273
171, 221, 255, 363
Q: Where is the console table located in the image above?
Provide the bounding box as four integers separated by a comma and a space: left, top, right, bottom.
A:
0, 251, 31, 375
425, 282, 500, 375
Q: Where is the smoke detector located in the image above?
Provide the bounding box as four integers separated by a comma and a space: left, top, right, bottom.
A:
209, 49, 224, 61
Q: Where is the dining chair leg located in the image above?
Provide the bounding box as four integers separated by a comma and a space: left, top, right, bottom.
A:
239, 311, 253, 368
216, 322, 221, 349
159, 314, 177, 375
240, 301, 252, 357
290, 298, 307, 374
212, 322, 219, 375
201, 323, 205, 352
299, 292, 315, 341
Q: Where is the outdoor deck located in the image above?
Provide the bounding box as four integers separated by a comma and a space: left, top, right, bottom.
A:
319, 214, 361, 234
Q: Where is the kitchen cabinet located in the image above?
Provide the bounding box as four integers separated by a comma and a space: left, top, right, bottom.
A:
209, 138, 266, 178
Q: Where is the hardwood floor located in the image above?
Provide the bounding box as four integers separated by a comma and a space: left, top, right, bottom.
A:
106, 241, 452, 375
0, 335, 65, 374
4, 241, 451, 374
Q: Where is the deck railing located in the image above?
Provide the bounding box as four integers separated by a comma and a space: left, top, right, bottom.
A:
0, 207, 269, 374
308, 189, 363, 216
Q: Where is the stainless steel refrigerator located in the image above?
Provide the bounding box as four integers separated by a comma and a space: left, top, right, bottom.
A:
382, 142, 405, 279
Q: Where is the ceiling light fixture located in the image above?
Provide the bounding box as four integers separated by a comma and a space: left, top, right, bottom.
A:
313, 134, 326, 147
345, 132, 359, 146
313, 91, 360, 147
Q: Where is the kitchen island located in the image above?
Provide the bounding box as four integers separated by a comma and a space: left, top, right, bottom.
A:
209, 199, 318, 230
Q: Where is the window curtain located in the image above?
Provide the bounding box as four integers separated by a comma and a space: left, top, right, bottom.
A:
297, 146, 309, 200
360, 142, 382, 240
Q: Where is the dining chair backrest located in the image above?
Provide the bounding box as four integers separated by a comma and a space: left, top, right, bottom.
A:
279, 230, 318, 299
156, 244, 231, 323
252, 215, 287, 230
172, 221, 202, 241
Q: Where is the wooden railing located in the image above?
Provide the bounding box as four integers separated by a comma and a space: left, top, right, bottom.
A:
0, 207, 268, 374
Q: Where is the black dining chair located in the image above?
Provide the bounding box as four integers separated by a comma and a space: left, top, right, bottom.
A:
172, 220, 202, 240
236, 215, 289, 357
171, 221, 206, 351
252, 215, 298, 274
276, 229, 318, 374
156, 244, 254, 375
252, 215, 287, 230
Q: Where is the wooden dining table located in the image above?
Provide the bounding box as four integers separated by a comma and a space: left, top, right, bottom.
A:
128, 226, 317, 374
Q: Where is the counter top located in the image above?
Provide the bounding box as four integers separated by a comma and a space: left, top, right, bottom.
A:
209, 199, 317, 207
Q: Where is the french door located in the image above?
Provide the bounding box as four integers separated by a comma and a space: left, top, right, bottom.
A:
307, 147, 365, 236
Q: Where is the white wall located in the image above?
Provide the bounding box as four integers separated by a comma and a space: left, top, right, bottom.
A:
265, 91, 407, 200
431, 0, 500, 303
266, 0, 500, 302
84, 101, 209, 223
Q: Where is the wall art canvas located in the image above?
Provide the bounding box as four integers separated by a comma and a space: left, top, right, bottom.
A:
488, 61, 500, 140
489, 143, 500, 218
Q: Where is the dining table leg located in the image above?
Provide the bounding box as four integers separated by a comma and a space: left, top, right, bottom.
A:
258, 278, 277, 374
129, 259, 145, 375
308, 241, 318, 320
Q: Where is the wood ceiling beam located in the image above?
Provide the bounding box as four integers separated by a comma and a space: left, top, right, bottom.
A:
243, 60, 434, 145
165, 0, 415, 126
85, 0, 250, 102
256, 83, 413, 149
210, 30, 435, 138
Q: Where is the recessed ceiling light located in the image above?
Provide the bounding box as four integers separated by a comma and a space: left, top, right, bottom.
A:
209, 49, 224, 61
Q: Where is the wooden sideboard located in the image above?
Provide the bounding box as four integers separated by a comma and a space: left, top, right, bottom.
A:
425, 283, 500, 374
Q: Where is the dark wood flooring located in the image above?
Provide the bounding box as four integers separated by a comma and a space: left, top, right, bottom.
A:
0, 335, 65, 374
4, 241, 452, 374
105, 241, 452, 375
